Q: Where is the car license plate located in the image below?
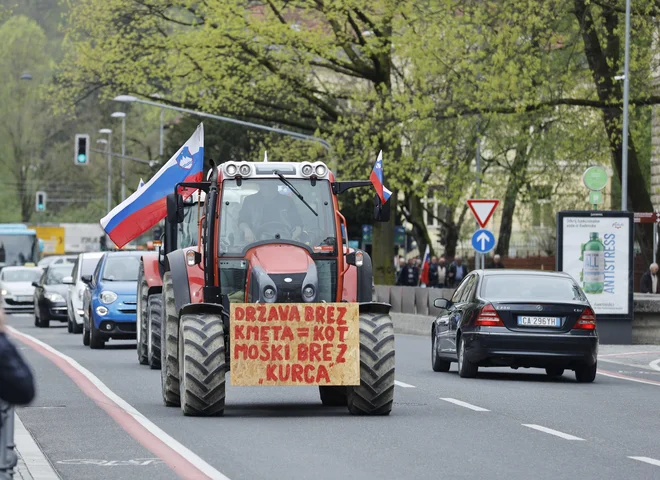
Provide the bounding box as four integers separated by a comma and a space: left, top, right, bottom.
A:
18, 296, 32, 303
517, 316, 561, 327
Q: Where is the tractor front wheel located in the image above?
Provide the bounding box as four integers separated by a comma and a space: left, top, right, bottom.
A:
148, 294, 162, 370
160, 272, 180, 407
178, 313, 226, 416
346, 311, 395, 416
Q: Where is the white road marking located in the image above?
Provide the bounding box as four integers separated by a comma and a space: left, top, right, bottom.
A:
649, 359, 660, 372
522, 424, 584, 441
9, 327, 230, 480
628, 456, 660, 467
599, 351, 660, 358
598, 369, 660, 387
14, 412, 60, 480
394, 380, 416, 388
439, 398, 490, 412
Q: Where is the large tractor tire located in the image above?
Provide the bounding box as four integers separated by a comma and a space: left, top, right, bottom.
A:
319, 386, 348, 406
136, 264, 149, 366
346, 311, 395, 416
160, 272, 180, 407
178, 313, 226, 416
148, 294, 163, 370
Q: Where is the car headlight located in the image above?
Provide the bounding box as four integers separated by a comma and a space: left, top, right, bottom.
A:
100, 291, 118, 304
1, 289, 8, 296
96, 306, 109, 316
45, 293, 65, 303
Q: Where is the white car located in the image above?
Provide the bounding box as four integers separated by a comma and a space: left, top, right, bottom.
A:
0, 266, 43, 313
63, 252, 104, 334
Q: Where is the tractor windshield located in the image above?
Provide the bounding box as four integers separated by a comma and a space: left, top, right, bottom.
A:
219, 178, 337, 256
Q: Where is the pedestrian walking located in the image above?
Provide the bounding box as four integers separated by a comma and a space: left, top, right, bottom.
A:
0, 303, 35, 405
640, 263, 659, 294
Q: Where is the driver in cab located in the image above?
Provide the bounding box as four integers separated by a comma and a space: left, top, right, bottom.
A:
238, 182, 303, 242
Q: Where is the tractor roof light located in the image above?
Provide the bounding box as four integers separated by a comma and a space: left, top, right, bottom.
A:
239, 164, 252, 176
301, 163, 314, 176
225, 163, 238, 177
314, 164, 327, 177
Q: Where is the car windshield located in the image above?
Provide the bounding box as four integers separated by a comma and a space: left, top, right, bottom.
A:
2, 269, 41, 283
46, 265, 73, 285
81, 257, 101, 277
481, 275, 588, 302
219, 178, 336, 256
102, 255, 141, 281
0, 234, 39, 266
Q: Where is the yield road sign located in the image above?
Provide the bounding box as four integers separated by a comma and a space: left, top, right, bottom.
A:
471, 229, 496, 254
467, 199, 499, 228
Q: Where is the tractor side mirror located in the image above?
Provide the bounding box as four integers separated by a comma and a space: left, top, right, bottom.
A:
374, 194, 390, 222
166, 193, 185, 224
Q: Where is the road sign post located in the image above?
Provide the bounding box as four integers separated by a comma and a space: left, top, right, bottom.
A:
467, 199, 499, 269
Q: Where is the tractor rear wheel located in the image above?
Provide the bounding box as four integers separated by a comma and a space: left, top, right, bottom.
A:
178, 313, 226, 416
160, 272, 180, 407
148, 294, 162, 370
319, 386, 348, 406
346, 311, 395, 416
136, 264, 149, 366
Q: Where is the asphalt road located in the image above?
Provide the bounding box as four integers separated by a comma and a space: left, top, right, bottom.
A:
7, 313, 660, 480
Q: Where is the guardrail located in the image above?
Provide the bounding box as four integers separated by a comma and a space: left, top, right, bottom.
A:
0, 401, 16, 479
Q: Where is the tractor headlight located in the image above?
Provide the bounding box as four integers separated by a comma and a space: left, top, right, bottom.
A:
239, 164, 251, 176
303, 285, 315, 299
263, 286, 276, 301
100, 291, 118, 304
301, 164, 314, 176
45, 292, 65, 303
225, 163, 238, 176
314, 164, 327, 177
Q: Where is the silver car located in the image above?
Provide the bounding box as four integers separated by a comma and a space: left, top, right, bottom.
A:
0, 266, 43, 313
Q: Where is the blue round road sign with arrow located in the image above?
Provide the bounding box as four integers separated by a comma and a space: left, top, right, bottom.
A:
471, 229, 496, 254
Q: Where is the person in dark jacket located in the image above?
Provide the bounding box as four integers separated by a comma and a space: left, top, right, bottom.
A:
488, 254, 505, 269
397, 258, 419, 286
0, 303, 35, 405
640, 263, 659, 294
447, 256, 469, 287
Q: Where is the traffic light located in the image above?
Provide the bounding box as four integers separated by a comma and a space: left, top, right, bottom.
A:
74, 134, 90, 165
35, 191, 46, 212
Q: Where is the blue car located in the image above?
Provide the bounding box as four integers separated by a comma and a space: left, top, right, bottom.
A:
81, 252, 141, 349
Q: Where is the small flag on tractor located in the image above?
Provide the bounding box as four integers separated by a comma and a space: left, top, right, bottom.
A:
370, 150, 392, 204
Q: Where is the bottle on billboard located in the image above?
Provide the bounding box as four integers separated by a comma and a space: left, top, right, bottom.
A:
580, 232, 604, 294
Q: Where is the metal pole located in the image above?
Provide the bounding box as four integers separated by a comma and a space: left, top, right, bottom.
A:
107, 135, 112, 212
621, 0, 632, 211
654, 222, 658, 264
476, 119, 483, 269
159, 108, 164, 158
121, 117, 126, 201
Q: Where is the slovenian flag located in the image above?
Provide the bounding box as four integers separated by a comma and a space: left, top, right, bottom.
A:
100, 123, 204, 248
370, 150, 392, 204
138, 178, 145, 189
420, 245, 431, 286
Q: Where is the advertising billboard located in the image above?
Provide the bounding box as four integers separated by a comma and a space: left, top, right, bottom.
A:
556, 211, 633, 319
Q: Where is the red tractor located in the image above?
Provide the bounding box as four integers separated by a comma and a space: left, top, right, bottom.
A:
160, 160, 394, 416
136, 194, 201, 369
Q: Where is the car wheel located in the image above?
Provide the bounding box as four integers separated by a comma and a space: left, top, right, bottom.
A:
34, 311, 39, 327
457, 336, 478, 378
575, 362, 597, 383
431, 333, 451, 372
545, 367, 564, 377
82, 321, 90, 346
38, 310, 50, 328
67, 318, 73, 333
72, 319, 83, 334
89, 316, 105, 350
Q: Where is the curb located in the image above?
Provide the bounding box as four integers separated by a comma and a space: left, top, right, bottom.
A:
13, 413, 60, 480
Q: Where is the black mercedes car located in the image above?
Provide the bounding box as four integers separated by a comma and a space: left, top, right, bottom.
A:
431, 270, 598, 382
33, 263, 74, 328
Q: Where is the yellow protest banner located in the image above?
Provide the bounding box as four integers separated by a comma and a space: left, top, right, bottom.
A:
230, 303, 360, 386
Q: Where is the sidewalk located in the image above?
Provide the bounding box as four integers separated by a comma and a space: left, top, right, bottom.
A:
13, 413, 60, 480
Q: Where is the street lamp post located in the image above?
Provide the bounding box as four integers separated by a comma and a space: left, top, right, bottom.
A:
111, 112, 127, 201
621, 0, 632, 211
98, 128, 113, 212
113, 95, 333, 166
